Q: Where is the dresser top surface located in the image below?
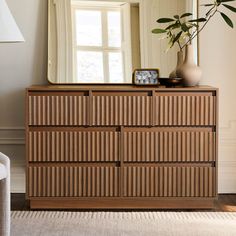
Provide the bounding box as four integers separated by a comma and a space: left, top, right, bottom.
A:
27, 85, 218, 92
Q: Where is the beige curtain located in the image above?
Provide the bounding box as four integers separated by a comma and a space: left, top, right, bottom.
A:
53, 0, 73, 83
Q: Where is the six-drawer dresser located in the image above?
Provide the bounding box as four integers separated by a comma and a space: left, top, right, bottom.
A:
26, 85, 218, 209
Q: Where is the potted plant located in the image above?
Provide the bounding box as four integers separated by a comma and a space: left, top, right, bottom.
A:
152, 0, 236, 86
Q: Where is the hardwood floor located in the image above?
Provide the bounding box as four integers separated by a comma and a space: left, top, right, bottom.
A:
214, 195, 236, 212
11, 194, 236, 212
11, 194, 30, 211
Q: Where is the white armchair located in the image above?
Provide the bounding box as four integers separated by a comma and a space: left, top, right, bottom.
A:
0, 153, 10, 236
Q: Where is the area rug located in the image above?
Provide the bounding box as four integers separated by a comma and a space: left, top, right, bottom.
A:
11, 211, 236, 236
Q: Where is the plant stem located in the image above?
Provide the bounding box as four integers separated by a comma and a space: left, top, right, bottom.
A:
169, 31, 183, 51
180, 7, 218, 50
177, 40, 183, 51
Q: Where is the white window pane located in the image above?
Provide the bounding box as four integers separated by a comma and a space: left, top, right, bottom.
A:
77, 51, 104, 83
109, 52, 124, 83
75, 10, 102, 46
108, 11, 121, 47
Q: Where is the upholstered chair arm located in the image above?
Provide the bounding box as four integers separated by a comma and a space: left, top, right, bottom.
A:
0, 152, 11, 236
0, 153, 10, 176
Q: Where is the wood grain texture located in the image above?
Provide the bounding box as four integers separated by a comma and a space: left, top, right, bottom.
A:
28, 94, 88, 126
27, 85, 217, 92
92, 95, 152, 126
123, 166, 216, 197
123, 129, 216, 162
29, 198, 215, 209
14, 193, 236, 211
155, 94, 216, 126
28, 166, 120, 197
28, 130, 120, 162
26, 86, 218, 209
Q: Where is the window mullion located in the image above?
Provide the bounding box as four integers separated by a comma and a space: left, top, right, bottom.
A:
120, 3, 132, 83
102, 10, 109, 83
76, 46, 121, 51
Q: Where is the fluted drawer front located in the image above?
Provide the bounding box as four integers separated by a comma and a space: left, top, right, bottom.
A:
28, 94, 88, 126
29, 131, 120, 162
124, 130, 215, 162
155, 95, 216, 126
92, 96, 152, 126
123, 167, 215, 197
28, 166, 120, 197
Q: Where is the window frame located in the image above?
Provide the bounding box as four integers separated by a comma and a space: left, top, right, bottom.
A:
71, 3, 132, 83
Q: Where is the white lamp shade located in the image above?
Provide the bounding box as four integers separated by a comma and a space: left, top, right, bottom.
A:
0, 0, 24, 42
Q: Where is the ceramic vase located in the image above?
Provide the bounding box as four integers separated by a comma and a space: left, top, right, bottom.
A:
169, 50, 184, 78
176, 44, 202, 87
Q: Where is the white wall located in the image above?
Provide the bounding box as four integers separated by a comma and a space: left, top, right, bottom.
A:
0, 0, 48, 192
199, 0, 236, 193
1, 0, 236, 193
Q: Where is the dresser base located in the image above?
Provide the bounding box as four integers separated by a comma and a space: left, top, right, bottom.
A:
29, 197, 216, 210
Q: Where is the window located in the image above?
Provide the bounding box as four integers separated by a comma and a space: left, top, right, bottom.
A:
71, 2, 132, 83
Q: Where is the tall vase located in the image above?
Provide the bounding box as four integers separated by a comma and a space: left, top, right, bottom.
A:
176, 44, 202, 87
169, 50, 184, 78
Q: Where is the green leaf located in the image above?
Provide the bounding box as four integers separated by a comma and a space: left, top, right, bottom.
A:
216, 0, 222, 6
192, 23, 199, 28
173, 31, 182, 44
166, 39, 174, 52
189, 18, 207, 22
180, 13, 193, 18
223, 4, 236, 12
220, 12, 234, 27
181, 23, 190, 32
157, 18, 175, 23
174, 15, 180, 19
165, 22, 180, 30
201, 4, 215, 6
165, 36, 175, 51
218, 0, 236, 2
217, 0, 236, 5
152, 28, 167, 34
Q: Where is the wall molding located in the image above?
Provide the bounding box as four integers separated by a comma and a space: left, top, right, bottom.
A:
219, 120, 236, 145
219, 161, 236, 167
220, 120, 236, 130
0, 127, 25, 145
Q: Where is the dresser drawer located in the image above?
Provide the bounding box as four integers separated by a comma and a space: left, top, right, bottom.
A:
123, 166, 216, 197
28, 130, 120, 162
92, 92, 152, 126
28, 166, 120, 197
28, 92, 89, 126
155, 93, 216, 126
123, 128, 216, 163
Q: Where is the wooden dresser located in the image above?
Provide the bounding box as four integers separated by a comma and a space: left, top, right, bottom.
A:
26, 85, 218, 209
